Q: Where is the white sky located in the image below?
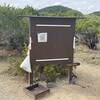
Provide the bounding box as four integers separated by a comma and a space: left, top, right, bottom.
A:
0, 0, 100, 14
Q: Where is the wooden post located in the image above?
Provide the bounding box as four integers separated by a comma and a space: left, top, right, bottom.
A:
68, 66, 73, 83
29, 73, 33, 85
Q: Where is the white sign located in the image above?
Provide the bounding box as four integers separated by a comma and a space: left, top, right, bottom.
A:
36, 58, 69, 62
37, 32, 48, 43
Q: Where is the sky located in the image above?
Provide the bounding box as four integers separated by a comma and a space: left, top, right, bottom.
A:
0, 0, 100, 14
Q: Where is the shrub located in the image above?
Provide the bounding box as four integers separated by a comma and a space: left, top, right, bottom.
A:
8, 56, 26, 76
8, 43, 28, 76
43, 64, 68, 82
76, 32, 99, 50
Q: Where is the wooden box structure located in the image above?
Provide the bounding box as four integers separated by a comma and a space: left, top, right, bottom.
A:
25, 16, 77, 99
30, 16, 75, 65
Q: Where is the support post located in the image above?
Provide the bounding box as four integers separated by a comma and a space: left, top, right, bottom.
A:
68, 66, 73, 84
29, 73, 33, 85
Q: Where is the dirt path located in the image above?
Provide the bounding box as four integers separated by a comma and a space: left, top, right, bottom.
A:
0, 61, 32, 100
0, 60, 100, 100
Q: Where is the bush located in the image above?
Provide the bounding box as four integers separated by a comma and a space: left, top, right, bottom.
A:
76, 32, 99, 50
8, 43, 28, 76
43, 65, 59, 82
8, 56, 26, 76
43, 64, 68, 82
76, 18, 99, 49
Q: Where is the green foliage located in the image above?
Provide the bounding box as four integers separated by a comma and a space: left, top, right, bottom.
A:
76, 19, 99, 34
8, 56, 25, 75
0, 5, 39, 51
32, 64, 68, 82
76, 17, 100, 49
43, 64, 67, 82
43, 65, 59, 82
8, 43, 28, 76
